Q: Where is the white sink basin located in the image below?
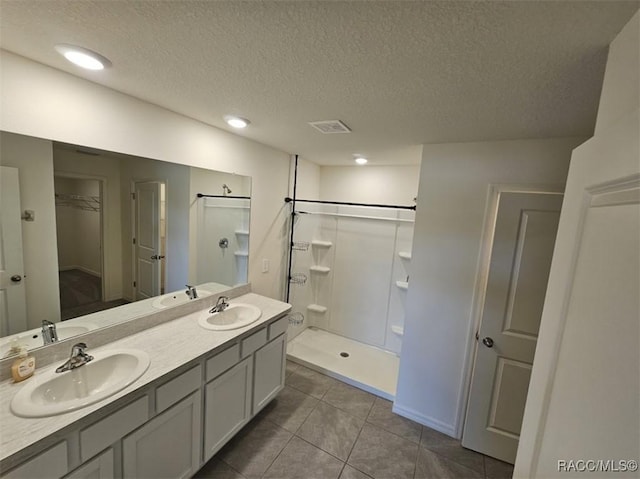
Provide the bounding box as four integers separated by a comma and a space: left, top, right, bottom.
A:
11, 349, 150, 418
198, 303, 262, 331
57, 323, 98, 340
151, 289, 212, 309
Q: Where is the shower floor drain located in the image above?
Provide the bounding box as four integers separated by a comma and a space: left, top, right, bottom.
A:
340, 352, 350, 358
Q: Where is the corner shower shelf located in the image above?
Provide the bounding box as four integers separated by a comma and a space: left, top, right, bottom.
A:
311, 240, 332, 248
235, 230, 249, 235
234, 251, 249, 257
307, 304, 328, 314
391, 325, 404, 336
398, 251, 412, 260
396, 281, 409, 290
310, 266, 331, 274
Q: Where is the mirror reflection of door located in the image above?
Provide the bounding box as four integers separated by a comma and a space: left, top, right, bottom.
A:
54, 175, 109, 320
133, 181, 166, 300
0, 166, 28, 335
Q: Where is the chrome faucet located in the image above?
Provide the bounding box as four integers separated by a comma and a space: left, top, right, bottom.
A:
185, 284, 198, 300
209, 296, 230, 314
42, 320, 58, 344
55, 343, 94, 373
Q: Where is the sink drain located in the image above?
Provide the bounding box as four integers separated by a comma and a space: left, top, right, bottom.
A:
340, 352, 349, 358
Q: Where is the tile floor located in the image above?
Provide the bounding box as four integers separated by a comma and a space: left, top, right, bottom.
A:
195, 361, 514, 479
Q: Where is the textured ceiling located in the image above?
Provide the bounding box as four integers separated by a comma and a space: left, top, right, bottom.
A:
1, 1, 638, 165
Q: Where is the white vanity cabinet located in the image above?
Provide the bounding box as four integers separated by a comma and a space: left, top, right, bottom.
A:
0, 312, 289, 479
123, 392, 201, 479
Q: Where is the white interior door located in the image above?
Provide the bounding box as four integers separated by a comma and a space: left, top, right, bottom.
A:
134, 181, 162, 300
462, 191, 563, 463
0, 166, 28, 335
515, 117, 639, 476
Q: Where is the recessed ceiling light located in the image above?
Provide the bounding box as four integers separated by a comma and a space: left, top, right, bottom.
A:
354, 156, 368, 165
224, 116, 250, 129
55, 44, 111, 70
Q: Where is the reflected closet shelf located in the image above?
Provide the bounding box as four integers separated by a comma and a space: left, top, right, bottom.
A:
235, 230, 249, 235
395, 281, 409, 290
234, 251, 249, 257
398, 252, 412, 260
311, 240, 333, 248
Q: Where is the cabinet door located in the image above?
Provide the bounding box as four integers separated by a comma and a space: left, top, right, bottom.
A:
253, 333, 286, 414
122, 392, 201, 479
64, 449, 113, 479
204, 357, 252, 462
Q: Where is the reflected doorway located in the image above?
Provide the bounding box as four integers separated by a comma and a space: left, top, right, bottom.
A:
133, 180, 167, 300
54, 175, 127, 319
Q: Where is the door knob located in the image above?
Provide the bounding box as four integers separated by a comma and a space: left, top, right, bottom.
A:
10, 275, 22, 283
150, 255, 166, 260
482, 337, 494, 348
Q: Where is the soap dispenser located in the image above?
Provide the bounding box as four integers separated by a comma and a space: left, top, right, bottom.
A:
11, 345, 35, 383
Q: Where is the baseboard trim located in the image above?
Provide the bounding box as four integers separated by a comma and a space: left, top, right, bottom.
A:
391, 404, 458, 438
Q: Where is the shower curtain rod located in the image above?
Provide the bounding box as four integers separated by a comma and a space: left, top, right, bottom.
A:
284, 197, 416, 211
296, 210, 415, 223
197, 193, 251, 199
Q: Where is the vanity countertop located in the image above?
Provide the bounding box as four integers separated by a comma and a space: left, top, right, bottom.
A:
0, 292, 291, 464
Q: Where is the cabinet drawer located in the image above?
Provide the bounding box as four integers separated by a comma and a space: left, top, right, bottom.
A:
268, 316, 288, 340
80, 396, 149, 462
2, 442, 68, 479
206, 344, 240, 382
156, 364, 201, 413
241, 328, 267, 358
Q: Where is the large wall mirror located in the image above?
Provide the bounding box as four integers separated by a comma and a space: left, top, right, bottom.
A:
0, 131, 251, 354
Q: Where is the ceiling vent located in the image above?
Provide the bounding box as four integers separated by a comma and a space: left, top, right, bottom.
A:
308, 120, 351, 134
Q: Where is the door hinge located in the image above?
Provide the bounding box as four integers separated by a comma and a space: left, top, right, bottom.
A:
131, 192, 136, 200
133, 238, 136, 245
133, 281, 136, 287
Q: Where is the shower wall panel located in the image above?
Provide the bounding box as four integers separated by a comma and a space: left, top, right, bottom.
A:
329, 216, 395, 347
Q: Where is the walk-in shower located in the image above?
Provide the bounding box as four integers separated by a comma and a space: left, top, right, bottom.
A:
284, 167, 416, 398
